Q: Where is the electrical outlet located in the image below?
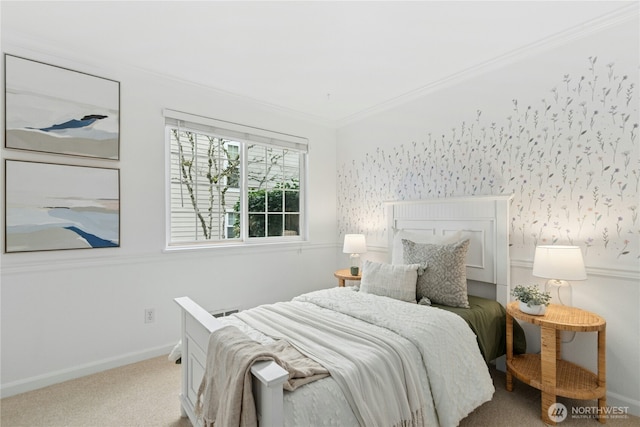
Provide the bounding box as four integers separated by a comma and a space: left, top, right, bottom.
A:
144, 308, 155, 323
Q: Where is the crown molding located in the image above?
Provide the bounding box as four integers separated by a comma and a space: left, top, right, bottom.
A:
3, 3, 636, 131
1, 32, 336, 130
336, 3, 639, 128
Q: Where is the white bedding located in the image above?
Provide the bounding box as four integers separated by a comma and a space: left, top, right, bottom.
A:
220, 287, 494, 427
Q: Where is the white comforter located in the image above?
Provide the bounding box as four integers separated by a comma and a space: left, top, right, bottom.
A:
222, 287, 494, 427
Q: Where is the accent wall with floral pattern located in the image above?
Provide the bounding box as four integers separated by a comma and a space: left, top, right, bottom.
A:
337, 55, 638, 268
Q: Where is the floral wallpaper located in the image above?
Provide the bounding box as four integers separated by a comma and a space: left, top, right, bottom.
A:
337, 57, 638, 267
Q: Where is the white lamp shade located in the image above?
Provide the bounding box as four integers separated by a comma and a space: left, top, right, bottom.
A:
532, 245, 587, 280
343, 234, 367, 254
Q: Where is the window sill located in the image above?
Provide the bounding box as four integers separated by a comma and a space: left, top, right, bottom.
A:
163, 238, 309, 254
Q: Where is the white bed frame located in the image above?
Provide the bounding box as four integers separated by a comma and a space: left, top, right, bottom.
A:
175, 195, 512, 427
386, 195, 512, 306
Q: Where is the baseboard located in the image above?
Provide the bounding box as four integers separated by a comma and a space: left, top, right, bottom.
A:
607, 390, 640, 418
0, 343, 175, 399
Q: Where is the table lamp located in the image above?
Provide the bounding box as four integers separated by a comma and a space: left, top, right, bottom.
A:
343, 234, 367, 276
532, 245, 587, 306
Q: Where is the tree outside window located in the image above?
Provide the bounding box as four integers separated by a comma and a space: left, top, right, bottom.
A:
168, 123, 304, 246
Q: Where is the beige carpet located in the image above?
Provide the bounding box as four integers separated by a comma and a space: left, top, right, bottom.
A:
1, 355, 637, 427
1, 356, 190, 427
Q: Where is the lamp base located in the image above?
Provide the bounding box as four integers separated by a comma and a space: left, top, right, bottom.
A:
349, 253, 360, 276
545, 279, 573, 306
545, 279, 578, 343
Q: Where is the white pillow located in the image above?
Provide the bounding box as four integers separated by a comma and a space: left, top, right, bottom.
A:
359, 260, 421, 303
391, 229, 463, 264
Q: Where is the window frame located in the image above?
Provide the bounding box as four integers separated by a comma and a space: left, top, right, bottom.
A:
164, 110, 308, 250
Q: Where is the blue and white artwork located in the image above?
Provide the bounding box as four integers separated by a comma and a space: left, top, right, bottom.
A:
5, 160, 120, 253
4, 55, 120, 159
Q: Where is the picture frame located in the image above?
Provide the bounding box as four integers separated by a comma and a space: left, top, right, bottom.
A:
4, 159, 120, 253
4, 54, 120, 160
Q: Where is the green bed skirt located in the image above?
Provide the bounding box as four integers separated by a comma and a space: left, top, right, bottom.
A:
432, 295, 527, 363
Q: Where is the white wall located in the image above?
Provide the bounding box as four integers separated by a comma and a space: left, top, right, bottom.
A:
0, 37, 338, 396
336, 17, 639, 415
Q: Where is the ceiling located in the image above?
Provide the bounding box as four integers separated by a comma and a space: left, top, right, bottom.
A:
1, 1, 635, 126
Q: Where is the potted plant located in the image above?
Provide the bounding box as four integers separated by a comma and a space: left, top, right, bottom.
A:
511, 284, 552, 315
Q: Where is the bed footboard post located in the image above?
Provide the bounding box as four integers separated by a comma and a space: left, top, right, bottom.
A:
251, 360, 289, 427
175, 297, 289, 427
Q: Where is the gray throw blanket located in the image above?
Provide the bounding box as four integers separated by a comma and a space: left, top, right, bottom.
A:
196, 325, 329, 427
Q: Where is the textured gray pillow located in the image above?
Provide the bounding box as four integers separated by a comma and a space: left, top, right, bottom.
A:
391, 229, 463, 264
359, 260, 421, 303
402, 239, 470, 308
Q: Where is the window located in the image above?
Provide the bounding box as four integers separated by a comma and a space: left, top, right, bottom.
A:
225, 211, 239, 239
226, 144, 240, 189
165, 110, 307, 247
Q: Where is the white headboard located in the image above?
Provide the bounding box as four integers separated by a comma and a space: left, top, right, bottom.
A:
386, 195, 512, 306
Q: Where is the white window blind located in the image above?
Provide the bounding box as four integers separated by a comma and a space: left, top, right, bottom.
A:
163, 109, 308, 153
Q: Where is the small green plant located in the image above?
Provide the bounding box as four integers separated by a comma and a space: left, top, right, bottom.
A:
511, 285, 552, 307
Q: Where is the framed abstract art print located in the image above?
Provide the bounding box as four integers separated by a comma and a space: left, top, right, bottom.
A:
4, 160, 120, 253
4, 54, 120, 160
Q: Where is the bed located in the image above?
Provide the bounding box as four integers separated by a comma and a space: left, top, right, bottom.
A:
175, 195, 521, 427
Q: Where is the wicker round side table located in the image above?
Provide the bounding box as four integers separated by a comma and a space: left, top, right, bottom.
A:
506, 301, 606, 425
